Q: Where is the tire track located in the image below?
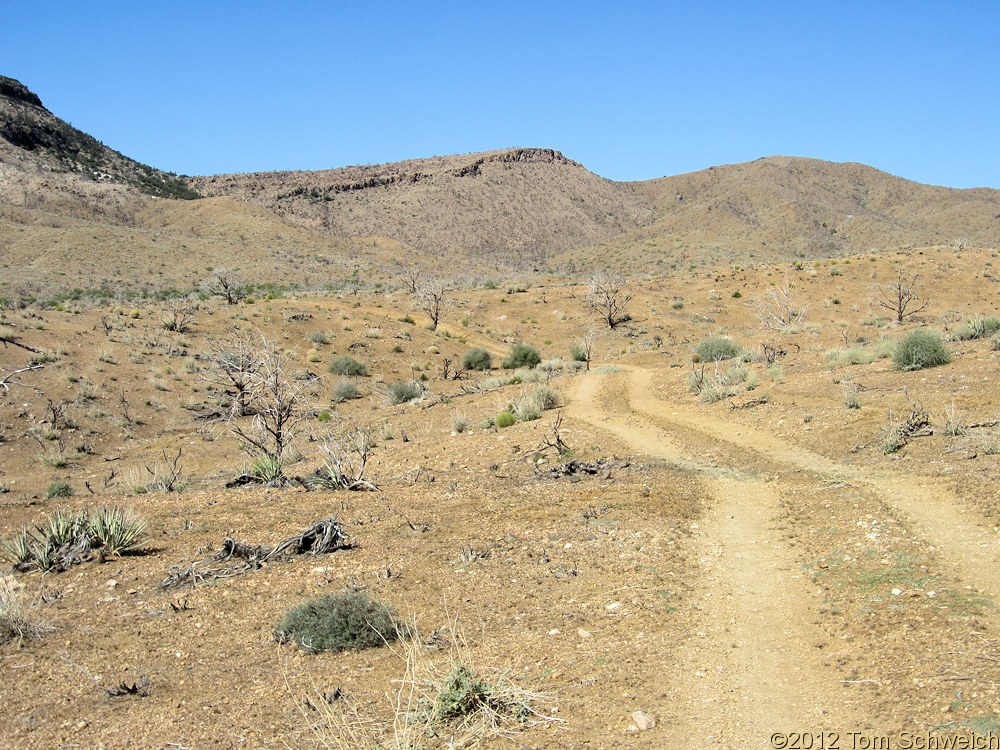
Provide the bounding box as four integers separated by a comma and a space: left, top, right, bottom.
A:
620, 366, 1000, 605
568, 371, 862, 746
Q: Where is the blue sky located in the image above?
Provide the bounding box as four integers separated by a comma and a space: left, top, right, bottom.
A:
3, 2, 998, 187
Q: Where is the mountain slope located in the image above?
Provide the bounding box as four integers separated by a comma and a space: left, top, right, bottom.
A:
553, 156, 1000, 271
0, 76, 198, 199
640, 156, 1000, 251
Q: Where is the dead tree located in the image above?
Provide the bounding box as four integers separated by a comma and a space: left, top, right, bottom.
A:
0, 363, 43, 392
206, 269, 247, 305
572, 330, 597, 370
207, 331, 263, 418
874, 268, 929, 324
415, 281, 448, 331
588, 272, 632, 329
228, 340, 306, 464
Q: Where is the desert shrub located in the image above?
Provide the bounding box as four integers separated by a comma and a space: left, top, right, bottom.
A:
514, 368, 545, 383
698, 380, 736, 403
992, 332, 1000, 351
46, 481, 73, 499
425, 663, 533, 726
502, 343, 541, 370
529, 385, 560, 411
328, 355, 369, 377
309, 331, 330, 345
874, 339, 896, 359
275, 591, 404, 653
722, 363, 750, 386
388, 380, 422, 405
695, 336, 740, 362
825, 347, 876, 368
462, 348, 492, 371
955, 316, 1000, 341
512, 399, 542, 422
892, 329, 951, 371
331, 379, 360, 403
452, 413, 470, 433
495, 411, 516, 428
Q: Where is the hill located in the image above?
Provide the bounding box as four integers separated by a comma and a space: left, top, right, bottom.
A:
555, 156, 1000, 272
190, 148, 657, 267
0, 76, 198, 200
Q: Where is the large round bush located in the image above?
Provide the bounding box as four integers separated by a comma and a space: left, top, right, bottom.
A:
501, 343, 541, 370
892, 329, 951, 371
276, 591, 404, 653
462, 347, 492, 371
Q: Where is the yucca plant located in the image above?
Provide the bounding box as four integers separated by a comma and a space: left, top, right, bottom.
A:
1, 531, 33, 567
248, 453, 285, 485
40, 510, 89, 550
88, 507, 146, 557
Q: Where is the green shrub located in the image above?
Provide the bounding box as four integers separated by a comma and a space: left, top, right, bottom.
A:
309, 331, 330, 345
569, 344, 588, 362
529, 385, 559, 411
495, 411, 516, 428
892, 329, 951, 371
328, 355, 369, 377
462, 348, 492, 371
331, 379, 360, 403
275, 591, 404, 653
387, 380, 421, 405
695, 336, 740, 362
46, 481, 73, 499
501, 343, 541, 370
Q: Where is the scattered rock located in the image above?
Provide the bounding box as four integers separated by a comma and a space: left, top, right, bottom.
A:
631, 710, 656, 731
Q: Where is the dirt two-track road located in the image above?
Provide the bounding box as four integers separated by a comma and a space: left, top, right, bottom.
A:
565, 365, 1000, 747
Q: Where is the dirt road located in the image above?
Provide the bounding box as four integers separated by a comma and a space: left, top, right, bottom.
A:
567, 365, 1000, 744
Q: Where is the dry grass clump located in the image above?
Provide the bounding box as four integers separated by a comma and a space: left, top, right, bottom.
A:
0, 575, 52, 644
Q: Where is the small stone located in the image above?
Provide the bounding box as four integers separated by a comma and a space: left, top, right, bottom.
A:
548, 629, 560, 635
106, 579, 118, 589
631, 710, 656, 731
605, 602, 622, 612
577, 628, 592, 638
891, 588, 902, 596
